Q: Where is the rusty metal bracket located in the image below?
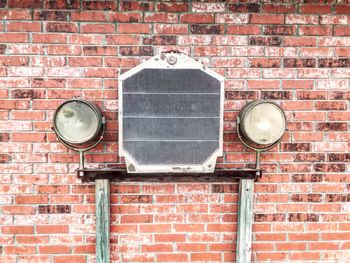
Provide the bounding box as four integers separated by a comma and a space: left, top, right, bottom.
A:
77, 169, 261, 182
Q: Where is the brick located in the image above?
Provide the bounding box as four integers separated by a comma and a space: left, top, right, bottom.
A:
34, 10, 69, 21
144, 13, 178, 23
319, 58, 350, 68
191, 253, 222, 261
8, 0, 42, 8
289, 213, 319, 222
263, 4, 296, 13
4, 246, 36, 254
284, 37, 317, 47
38, 205, 71, 214
119, 46, 153, 56
249, 36, 282, 46
194, 46, 229, 57
118, 23, 151, 34
286, 14, 319, 24
157, 253, 188, 262
227, 25, 260, 35
68, 57, 102, 67
120, 1, 152, 11
46, 22, 77, 33
142, 244, 173, 253
157, 3, 188, 12
82, 0, 116, 10
180, 14, 214, 24
2, 226, 34, 234
299, 25, 332, 36
292, 174, 321, 184
109, 13, 141, 23
250, 58, 280, 68
317, 122, 348, 131
292, 194, 322, 202
334, 26, 350, 36
39, 245, 70, 254
256, 233, 286, 241
282, 143, 311, 152
190, 25, 223, 35
53, 255, 85, 263
316, 101, 347, 110
261, 91, 292, 100
80, 23, 115, 34
7, 22, 42, 32
228, 3, 261, 13
0, 33, 28, 43
250, 14, 284, 24
154, 24, 188, 35
289, 233, 318, 241
264, 25, 294, 35
143, 35, 176, 45
248, 80, 280, 89
284, 58, 316, 68
70, 11, 106, 22
335, 5, 350, 14
314, 164, 346, 172
36, 225, 69, 234
2, 206, 35, 215
15, 195, 48, 204
45, 0, 80, 9
83, 46, 117, 56
326, 194, 350, 202
300, 5, 332, 14
216, 14, 249, 24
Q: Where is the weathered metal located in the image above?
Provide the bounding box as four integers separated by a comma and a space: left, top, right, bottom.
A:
78, 169, 260, 182
95, 179, 110, 263
236, 178, 255, 263
119, 53, 225, 173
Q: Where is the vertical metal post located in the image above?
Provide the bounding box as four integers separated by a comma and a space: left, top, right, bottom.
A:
236, 178, 255, 263
95, 179, 110, 263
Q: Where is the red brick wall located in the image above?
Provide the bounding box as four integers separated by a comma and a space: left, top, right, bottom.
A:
1, 1, 350, 262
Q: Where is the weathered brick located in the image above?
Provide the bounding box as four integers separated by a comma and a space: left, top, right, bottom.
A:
264, 25, 294, 35
250, 58, 280, 68
288, 213, 319, 222
8, 0, 42, 8
190, 25, 223, 35
328, 153, 350, 162
292, 174, 323, 183
254, 214, 286, 222
249, 36, 282, 46
284, 58, 316, 68
319, 58, 350, 68
228, 3, 261, 13
314, 163, 346, 172
83, 0, 116, 10
261, 91, 292, 100
46, 22, 77, 33
119, 46, 153, 56
180, 14, 214, 24
325, 194, 350, 202
291, 194, 322, 202
38, 205, 71, 214
316, 122, 348, 131
34, 10, 69, 21
143, 35, 177, 45
120, 1, 153, 11
250, 14, 284, 24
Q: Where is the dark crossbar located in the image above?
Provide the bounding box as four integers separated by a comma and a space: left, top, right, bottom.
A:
78, 169, 260, 182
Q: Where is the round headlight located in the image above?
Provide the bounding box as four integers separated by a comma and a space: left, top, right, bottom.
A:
53, 99, 102, 144
239, 100, 286, 145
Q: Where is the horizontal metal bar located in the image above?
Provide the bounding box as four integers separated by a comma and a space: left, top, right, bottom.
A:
77, 169, 260, 182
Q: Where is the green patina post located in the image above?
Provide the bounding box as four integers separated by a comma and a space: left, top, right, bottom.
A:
95, 179, 110, 263
236, 178, 255, 263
